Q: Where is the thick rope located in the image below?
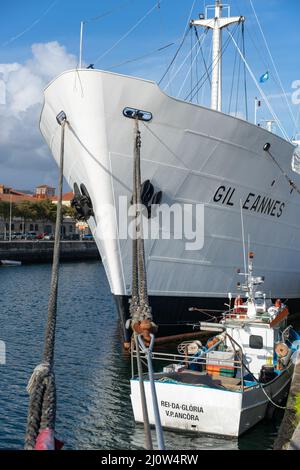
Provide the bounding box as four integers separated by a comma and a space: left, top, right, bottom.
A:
134, 121, 151, 320
134, 332, 153, 450
24, 118, 66, 450
130, 117, 153, 450
129, 120, 140, 324
130, 118, 152, 323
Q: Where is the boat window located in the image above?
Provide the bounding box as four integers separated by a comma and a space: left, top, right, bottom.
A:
249, 335, 263, 349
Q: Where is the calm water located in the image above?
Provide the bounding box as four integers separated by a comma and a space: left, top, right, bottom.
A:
0, 261, 296, 450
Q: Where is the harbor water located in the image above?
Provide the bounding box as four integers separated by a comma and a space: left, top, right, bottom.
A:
0, 261, 298, 450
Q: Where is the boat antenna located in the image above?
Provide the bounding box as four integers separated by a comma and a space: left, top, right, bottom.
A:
247, 233, 251, 272
79, 21, 84, 68
240, 199, 247, 282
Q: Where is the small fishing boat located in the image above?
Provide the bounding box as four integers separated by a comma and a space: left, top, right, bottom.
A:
130, 252, 300, 437
0, 260, 22, 266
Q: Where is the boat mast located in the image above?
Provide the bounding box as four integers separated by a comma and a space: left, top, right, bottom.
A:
191, 1, 244, 112
79, 21, 84, 68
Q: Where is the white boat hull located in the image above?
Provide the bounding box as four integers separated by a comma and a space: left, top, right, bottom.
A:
130, 365, 293, 437
0, 260, 22, 266
40, 69, 300, 337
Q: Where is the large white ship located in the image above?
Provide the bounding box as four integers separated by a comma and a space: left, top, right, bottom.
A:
40, 1, 300, 341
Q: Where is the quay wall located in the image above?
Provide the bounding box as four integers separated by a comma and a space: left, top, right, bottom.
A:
0, 241, 100, 263
274, 350, 300, 450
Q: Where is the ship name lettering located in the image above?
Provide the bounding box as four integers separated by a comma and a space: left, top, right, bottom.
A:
213, 186, 285, 218
213, 186, 235, 206
243, 192, 285, 218
165, 410, 200, 421
181, 404, 203, 413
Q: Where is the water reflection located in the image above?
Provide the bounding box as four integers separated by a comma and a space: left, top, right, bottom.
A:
0, 261, 298, 450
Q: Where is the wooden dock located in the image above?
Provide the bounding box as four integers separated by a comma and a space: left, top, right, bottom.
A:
274, 350, 300, 450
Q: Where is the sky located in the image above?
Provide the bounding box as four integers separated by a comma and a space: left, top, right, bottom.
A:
1, 0, 300, 190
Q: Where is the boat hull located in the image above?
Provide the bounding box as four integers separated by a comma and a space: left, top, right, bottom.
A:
40, 69, 300, 339
130, 365, 293, 437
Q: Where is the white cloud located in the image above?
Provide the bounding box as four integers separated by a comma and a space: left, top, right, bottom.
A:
0, 41, 77, 189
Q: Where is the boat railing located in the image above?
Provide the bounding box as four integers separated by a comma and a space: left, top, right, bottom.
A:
222, 309, 276, 323
131, 333, 245, 390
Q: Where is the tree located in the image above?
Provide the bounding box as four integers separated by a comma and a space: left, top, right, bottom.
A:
32, 200, 57, 229
63, 205, 77, 219
15, 201, 38, 233
0, 201, 12, 239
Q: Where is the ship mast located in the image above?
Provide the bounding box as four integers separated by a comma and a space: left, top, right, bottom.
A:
191, 1, 244, 112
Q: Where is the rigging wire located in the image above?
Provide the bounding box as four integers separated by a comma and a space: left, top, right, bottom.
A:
234, 27, 242, 117
159, 0, 196, 85
243, 23, 291, 128
227, 28, 289, 141
158, 27, 190, 86
1, 0, 59, 47
167, 0, 197, 84
157, 0, 173, 93
232, 0, 271, 70
195, 30, 200, 104
242, 22, 249, 121
107, 42, 174, 69
164, 17, 215, 94
265, 148, 300, 197
228, 27, 240, 114
84, 0, 134, 23
201, 33, 212, 106
249, 0, 298, 132
194, 26, 211, 87
93, 1, 161, 65
163, 29, 207, 93
177, 29, 208, 98
232, 0, 293, 130
185, 23, 240, 103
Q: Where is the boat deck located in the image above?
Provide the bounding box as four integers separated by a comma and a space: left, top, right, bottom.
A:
146, 370, 242, 391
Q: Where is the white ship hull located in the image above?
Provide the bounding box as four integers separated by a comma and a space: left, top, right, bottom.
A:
40, 69, 300, 338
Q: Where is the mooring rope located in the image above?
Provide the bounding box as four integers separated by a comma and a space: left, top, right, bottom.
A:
129, 117, 154, 450
134, 332, 153, 450
24, 115, 67, 450
241, 358, 287, 410
129, 120, 139, 324
134, 120, 152, 321
129, 116, 165, 450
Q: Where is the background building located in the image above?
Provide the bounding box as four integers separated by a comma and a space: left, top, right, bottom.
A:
35, 185, 56, 199
0, 183, 90, 239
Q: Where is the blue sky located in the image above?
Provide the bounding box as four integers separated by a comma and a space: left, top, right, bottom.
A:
1, 0, 300, 189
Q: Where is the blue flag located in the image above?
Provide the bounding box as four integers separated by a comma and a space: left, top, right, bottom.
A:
260, 71, 269, 83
